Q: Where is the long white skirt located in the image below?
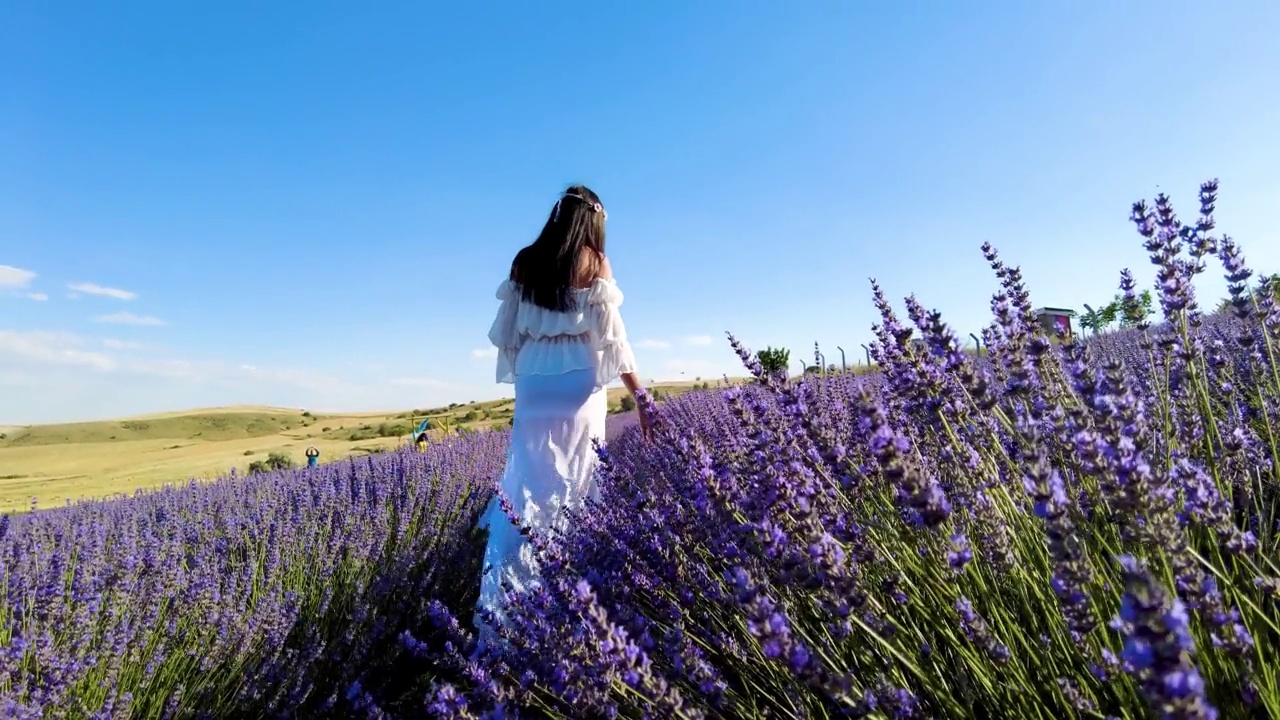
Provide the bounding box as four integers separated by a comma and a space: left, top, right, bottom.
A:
476, 368, 607, 638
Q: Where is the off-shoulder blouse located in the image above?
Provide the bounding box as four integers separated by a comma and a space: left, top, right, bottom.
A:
487, 277, 638, 391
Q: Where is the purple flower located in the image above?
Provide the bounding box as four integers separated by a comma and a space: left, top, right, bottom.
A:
946, 533, 973, 572
954, 596, 1011, 666
1114, 555, 1217, 719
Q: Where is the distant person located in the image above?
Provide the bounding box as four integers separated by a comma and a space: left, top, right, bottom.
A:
305, 446, 319, 467
415, 432, 428, 450
475, 184, 648, 650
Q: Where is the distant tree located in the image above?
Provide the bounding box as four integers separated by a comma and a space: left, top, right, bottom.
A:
1079, 306, 1104, 335
1118, 290, 1154, 328
1098, 300, 1119, 328
756, 347, 790, 379
1080, 289, 1153, 334
247, 451, 294, 475
1082, 301, 1118, 334
619, 396, 636, 412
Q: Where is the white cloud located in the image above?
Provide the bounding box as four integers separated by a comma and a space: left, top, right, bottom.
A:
0, 265, 37, 290
94, 312, 166, 326
68, 282, 137, 300
0, 330, 118, 371
635, 339, 671, 350
683, 335, 715, 347
470, 347, 499, 359
1, 266, 46, 300
102, 338, 144, 350
0, 329, 489, 424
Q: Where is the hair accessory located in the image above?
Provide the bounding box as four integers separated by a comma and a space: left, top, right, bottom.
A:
552, 192, 607, 221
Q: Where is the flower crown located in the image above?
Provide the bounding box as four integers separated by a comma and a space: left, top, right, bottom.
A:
552, 192, 607, 222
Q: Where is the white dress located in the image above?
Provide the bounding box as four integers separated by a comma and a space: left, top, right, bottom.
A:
476, 277, 638, 636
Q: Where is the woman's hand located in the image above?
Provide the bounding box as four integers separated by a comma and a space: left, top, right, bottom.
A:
618, 373, 651, 441
637, 408, 653, 442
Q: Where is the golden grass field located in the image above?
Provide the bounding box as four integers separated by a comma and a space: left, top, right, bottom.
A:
0, 380, 718, 513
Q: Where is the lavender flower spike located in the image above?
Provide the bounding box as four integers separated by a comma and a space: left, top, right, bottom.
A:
1114, 555, 1218, 720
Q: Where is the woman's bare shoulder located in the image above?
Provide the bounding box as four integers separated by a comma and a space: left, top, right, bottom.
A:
595, 252, 613, 280
570, 249, 609, 288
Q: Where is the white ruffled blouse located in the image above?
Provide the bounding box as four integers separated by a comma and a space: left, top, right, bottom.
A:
487, 278, 638, 390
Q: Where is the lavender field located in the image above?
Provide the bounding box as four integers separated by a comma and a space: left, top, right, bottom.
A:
6, 181, 1280, 719
0, 436, 505, 718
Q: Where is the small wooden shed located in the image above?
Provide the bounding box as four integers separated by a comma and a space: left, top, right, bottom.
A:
1034, 307, 1077, 339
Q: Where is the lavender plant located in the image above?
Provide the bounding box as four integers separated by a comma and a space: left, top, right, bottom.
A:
0, 436, 504, 718
416, 181, 1280, 719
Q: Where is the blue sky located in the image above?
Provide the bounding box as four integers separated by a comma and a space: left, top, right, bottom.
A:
2, 2, 1279, 424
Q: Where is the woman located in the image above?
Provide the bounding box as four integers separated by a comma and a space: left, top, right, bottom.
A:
476, 184, 647, 644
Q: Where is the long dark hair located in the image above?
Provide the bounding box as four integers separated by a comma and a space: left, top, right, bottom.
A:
509, 184, 607, 311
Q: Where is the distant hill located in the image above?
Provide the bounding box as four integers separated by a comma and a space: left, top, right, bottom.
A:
0, 379, 737, 512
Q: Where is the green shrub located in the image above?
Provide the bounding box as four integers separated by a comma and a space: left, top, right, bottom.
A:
375, 422, 412, 438
756, 346, 790, 377
246, 451, 293, 475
